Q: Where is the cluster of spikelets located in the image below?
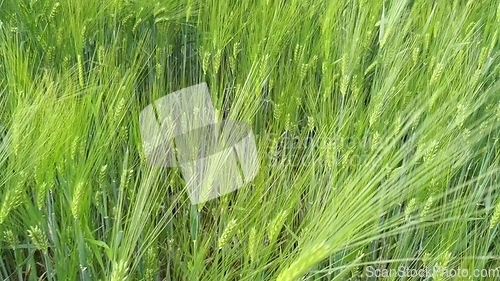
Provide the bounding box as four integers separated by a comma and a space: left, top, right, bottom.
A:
489, 200, 500, 230
217, 219, 238, 250
403, 196, 435, 223
277, 242, 332, 281
217, 210, 289, 263
0, 172, 26, 224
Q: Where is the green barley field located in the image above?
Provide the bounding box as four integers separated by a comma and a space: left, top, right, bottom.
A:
1, 0, 500, 280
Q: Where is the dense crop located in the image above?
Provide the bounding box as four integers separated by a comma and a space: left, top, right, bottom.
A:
0, 0, 499, 280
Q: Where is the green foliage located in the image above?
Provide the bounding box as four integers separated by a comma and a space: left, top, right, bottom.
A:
0, 0, 499, 280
